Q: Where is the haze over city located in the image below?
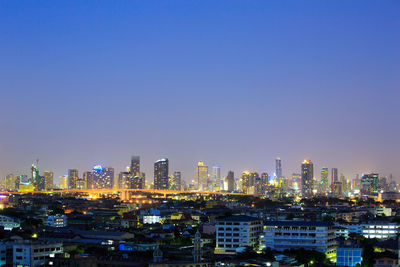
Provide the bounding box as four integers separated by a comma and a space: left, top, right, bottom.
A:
1, 1, 399, 183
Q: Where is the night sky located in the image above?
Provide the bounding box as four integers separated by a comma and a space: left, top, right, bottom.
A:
1, 1, 399, 184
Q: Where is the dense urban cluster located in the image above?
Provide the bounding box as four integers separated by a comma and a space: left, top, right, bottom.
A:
0, 156, 399, 267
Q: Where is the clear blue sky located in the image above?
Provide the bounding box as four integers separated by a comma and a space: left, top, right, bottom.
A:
0, 1, 399, 184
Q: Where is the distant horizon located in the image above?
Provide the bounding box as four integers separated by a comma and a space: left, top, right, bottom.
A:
1, 1, 399, 184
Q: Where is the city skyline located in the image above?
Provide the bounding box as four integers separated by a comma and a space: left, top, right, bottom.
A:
1, 1, 399, 182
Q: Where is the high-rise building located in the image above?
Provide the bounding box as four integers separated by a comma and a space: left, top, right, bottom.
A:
118, 171, 130, 189
130, 173, 145, 189
31, 160, 39, 191
331, 168, 338, 185
276, 157, 282, 178
68, 169, 79, 190
154, 158, 169, 190
212, 166, 221, 191
92, 166, 113, 189
261, 172, 269, 192
301, 159, 314, 198
320, 167, 329, 194
195, 162, 209, 191
224, 171, 235, 192
83, 171, 92, 189
44, 171, 54, 190
361, 173, 379, 195
171, 171, 182, 190
59, 175, 68, 190
4, 174, 16, 191
130, 156, 140, 176
38, 175, 45, 191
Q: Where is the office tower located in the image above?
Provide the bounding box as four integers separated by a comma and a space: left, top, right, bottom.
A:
379, 176, 388, 192
130, 173, 145, 189
172, 171, 182, 190
195, 162, 209, 190
212, 166, 221, 190
301, 159, 314, 198
130, 156, 140, 176
225, 171, 235, 192
320, 167, 329, 193
331, 168, 338, 185
68, 169, 79, 190
4, 174, 16, 191
59, 175, 68, 189
353, 174, 361, 191
276, 157, 282, 178
31, 160, 39, 190
118, 171, 130, 189
154, 158, 169, 190
38, 175, 45, 191
241, 171, 251, 194
261, 172, 269, 192
43, 171, 54, 190
83, 171, 92, 189
92, 165, 113, 189
361, 173, 379, 195
291, 173, 301, 191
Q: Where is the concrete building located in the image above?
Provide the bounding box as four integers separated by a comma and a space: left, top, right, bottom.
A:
215, 215, 263, 255
261, 221, 336, 260
0, 215, 20, 230
46, 214, 68, 228
11, 240, 63, 267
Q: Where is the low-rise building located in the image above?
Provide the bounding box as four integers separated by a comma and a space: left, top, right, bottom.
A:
46, 214, 68, 228
215, 215, 263, 255
12, 240, 63, 267
261, 221, 336, 260
0, 215, 20, 230
336, 246, 362, 267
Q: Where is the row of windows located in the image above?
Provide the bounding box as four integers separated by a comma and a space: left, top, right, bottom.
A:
218, 239, 240, 243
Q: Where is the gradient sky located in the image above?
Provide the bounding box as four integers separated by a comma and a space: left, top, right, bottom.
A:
1, 1, 399, 184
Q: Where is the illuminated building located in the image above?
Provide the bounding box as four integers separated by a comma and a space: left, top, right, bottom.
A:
118, 171, 130, 189
154, 158, 169, 190
225, 171, 235, 192
333, 182, 343, 197
68, 169, 79, 190
31, 160, 39, 191
361, 173, 379, 195
291, 173, 301, 191
276, 157, 282, 179
261, 221, 336, 260
241, 171, 251, 194
19, 175, 34, 192
130, 173, 145, 189
92, 165, 113, 189
130, 156, 140, 176
331, 168, 338, 187
169, 171, 181, 190
83, 171, 92, 189
4, 174, 16, 191
301, 159, 314, 198
215, 215, 263, 255
195, 162, 209, 190
44, 171, 54, 190
261, 172, 269, 190
320, 167, 329, 194
59, 175, 68, 189
38, 175, 45, 191
212, 166, 221, 191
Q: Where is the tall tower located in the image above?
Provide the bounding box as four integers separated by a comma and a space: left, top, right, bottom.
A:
68, 169, 79, 190
154, 158, 169, 190
320, 167, 328, 193
195, 162, 209, 191
212, 166, 221, 190
301, 159, 314, 198
31, 159, 39, 191
225, 171, 235, 192
193, 230, 201, 262
130, 156, 140, 176
331, 168, 338, 185
83, 171, 92, 189
44, 171, 54, 191
276, 157, 282, 178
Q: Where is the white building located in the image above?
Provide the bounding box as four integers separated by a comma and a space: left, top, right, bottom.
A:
261, 221, 336, 260
215, 215, 263, 255
12, 240, 63, 267
336, 222, 398, 239
0, 215, 20, 230
46, 214, 67, 228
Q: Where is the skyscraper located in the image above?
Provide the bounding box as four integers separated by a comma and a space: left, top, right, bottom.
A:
68, 169, 78, 190
212, 166, 221, 191
130, 156, 140, 176
331, 168, 338, 185
301, 159, 314, 198
361, 173, 379, 195
276, 157, 282, 178
225, 171, 235, 192
4, 174, 15, 191
195, 162, 209, 191
31, 160, 39, 191
172, 171, 182, 190
320, 167, 329, 193
59, 175, 68, 189
44, 171, 54, 190
83, 171, 93, 189
154, 158, 169, 190
118, 171, 130, 189
92, 165, 113, 189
